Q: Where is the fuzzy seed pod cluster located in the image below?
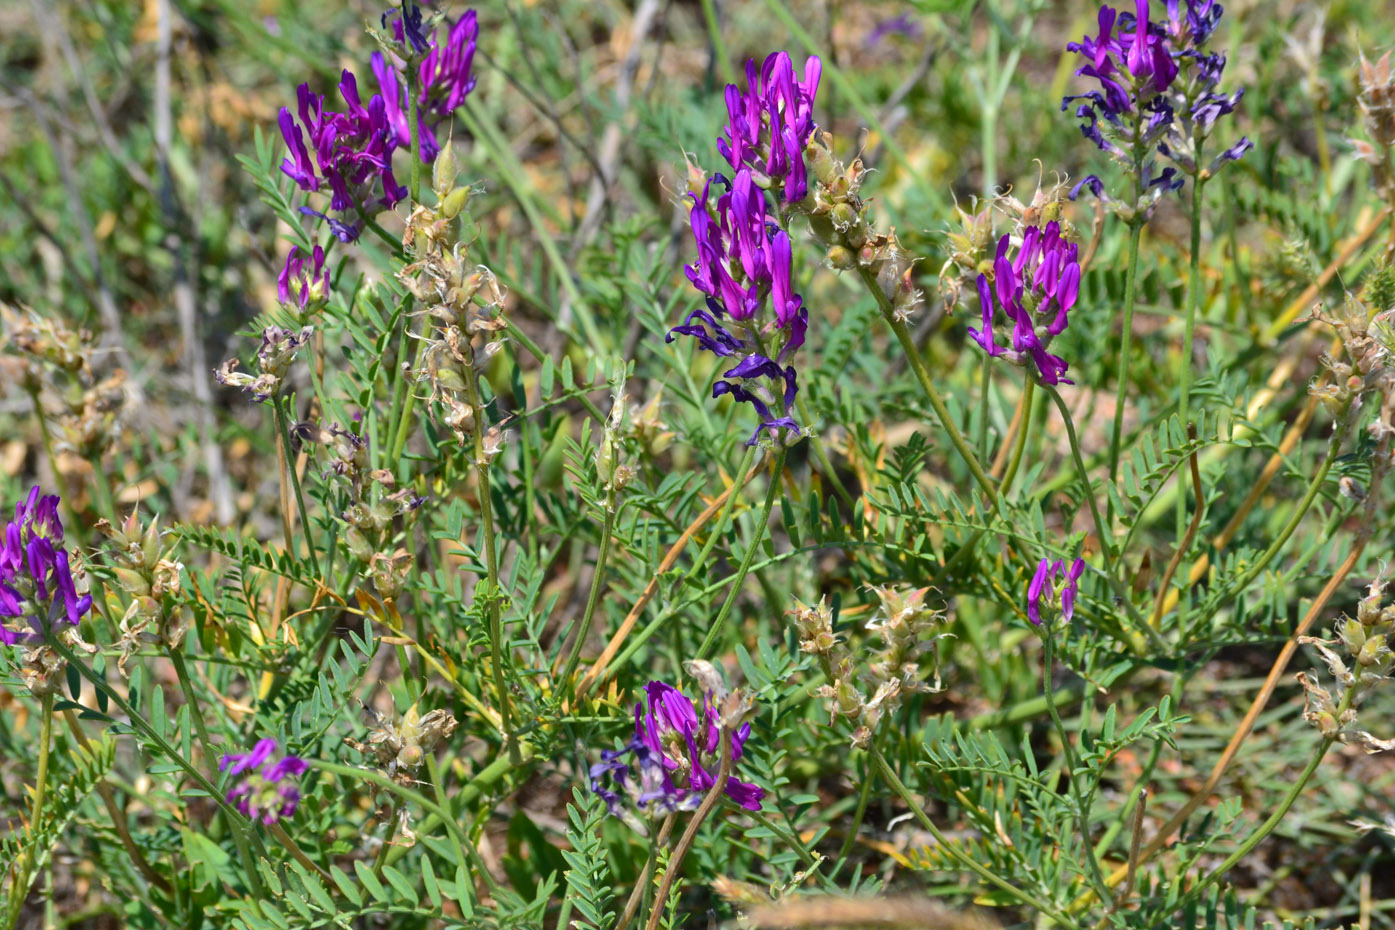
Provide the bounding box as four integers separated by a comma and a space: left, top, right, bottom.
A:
2, 304, 128, 464
98, 510, 188, 672
347, 702, 459, 786
400, 147, 510, 459
1298, 575, 1395, 752
799, 131, 922, 323
215, 325, 315, 404
293, 422, 425, 596
792, 588, 948, 749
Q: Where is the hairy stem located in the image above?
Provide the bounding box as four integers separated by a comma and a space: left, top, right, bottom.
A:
560, 501, 616, 689
644, 728, 734, 930
1107, 219, 1145, 484
1041, 384, 1161, 648
696, 447, 787, 660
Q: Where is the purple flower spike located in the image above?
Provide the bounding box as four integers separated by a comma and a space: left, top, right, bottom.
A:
1064, 1, 1248, 194
670, 169, 806, 443
0, 486, 89, 646
1027, 556, 1086, 626
719, 51, 821, 203
372, 8, 478, 164
220, 738, 308, 825
968, 222, 1079, 385
590, 680, 764, 824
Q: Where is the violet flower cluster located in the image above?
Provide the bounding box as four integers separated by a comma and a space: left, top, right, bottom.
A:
719, 52, 822, 203
0, 487, 91, 646
277, 6, 479, 242
667, 51, 821, 445
590, 680, 763, 825
967, 221, 1082, 385
220, 738, 309, 825
1063, 1, 1249, 207
372, 9, 479, 163
1027, 556, 1085, 627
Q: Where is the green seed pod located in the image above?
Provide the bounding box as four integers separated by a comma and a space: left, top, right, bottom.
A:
433, 145, 460, 197
441, 185, 471, 220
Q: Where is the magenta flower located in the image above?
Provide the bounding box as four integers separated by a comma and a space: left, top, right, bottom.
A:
669, 169, 805, 445
0, 487, 91, 646
278, 71, 408, 215
220, 738, 308, 825
967, 221, 1081, 385
372, 8, 479, 163
719, 52, 822, 203
1027, 557, 1086, 626
590, 680, 764, 821
277, 244, 329, 313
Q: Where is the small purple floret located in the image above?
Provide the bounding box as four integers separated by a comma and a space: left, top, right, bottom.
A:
1028, 557, 1086, 626
220, 738, 309, 825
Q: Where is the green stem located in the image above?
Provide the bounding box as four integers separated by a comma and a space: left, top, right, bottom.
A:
794, 393, 856, 510
870, 746, 1080, 928
274, 396, 321, 578
1000, 379, 1036, 495
835, 757, 874, 864
423, 753, 474, 887
1042, 384, 1163, 649
460, 373, 517, 763
168, 652, 216, 766
23, 692, 55, 875
696, 447, 787, 660
1179, 173, 1205, 430
867, 271, 999, 510
685, 444, 761, 582
1108, 219, 1145, 484
408, 63, 423, 207
560, 502, 616, 689
698, 0, 737, 86
353, 203, 403, 254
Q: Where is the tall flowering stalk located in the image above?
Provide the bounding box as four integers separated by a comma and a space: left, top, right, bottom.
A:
669, 169, 804, 445
277, 5, 479, 245
1063, 0, 1249, 480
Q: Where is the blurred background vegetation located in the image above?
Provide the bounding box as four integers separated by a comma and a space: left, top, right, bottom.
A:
6, 0, 1395, 925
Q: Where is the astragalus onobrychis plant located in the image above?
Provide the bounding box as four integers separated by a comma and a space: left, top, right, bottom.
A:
7, 0, 1395, 927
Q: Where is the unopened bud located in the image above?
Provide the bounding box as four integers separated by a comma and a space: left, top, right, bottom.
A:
441, 185, 471, 220
826, 245, 856, 270
433, 146, 460, 196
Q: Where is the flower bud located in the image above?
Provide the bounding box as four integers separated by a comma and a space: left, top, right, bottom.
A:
441, 185, 471, 220
433, 145, 460, 196
826, 245, 856, 270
